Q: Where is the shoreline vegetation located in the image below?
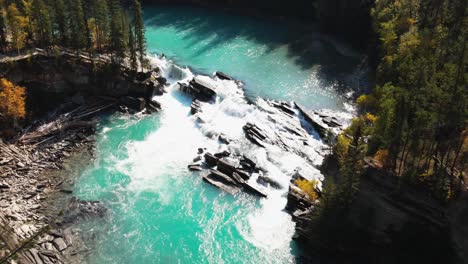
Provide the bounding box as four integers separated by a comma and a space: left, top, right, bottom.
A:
0, 0, 467, 263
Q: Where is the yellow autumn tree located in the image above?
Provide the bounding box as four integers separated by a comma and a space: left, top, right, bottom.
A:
0, 78, 26, 123
295, 178, 319, 202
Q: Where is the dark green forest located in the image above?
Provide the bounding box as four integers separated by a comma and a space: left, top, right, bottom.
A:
0, 0, 146, 66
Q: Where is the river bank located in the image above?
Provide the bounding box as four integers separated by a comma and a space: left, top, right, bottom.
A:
0, 49, 169, 263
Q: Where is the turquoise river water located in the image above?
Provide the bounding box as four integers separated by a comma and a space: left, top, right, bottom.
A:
72, 6, 363, 264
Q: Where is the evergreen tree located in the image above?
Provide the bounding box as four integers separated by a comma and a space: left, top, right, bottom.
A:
31, 0, 53, 47
52, 0, 69, 44
68, 0, 87, 49
0, 6, 6, 52
128, 25, 137, 71
109, 0, 126, 59
90, 0, 109, 51
132, 0, 145, 61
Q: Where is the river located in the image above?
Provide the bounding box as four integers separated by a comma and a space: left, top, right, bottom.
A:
72, 5, 364, 264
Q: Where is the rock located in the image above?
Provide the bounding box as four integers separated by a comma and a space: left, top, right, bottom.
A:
188, 164, 203, 171
214, 150, 230, 159
285, 185, 313, 212
190, 99, 202, 115
218, 134, 231, 144
155, 76, 167, 85
63, 228, 73, 246
208, 169, 238, 186
48, 229, 63, 238
295, 102, 328, 138
63, 198, 107, 223
243, 123, 267, 147
215, 71, 233, 81
204, 153, 219, 166
217, 159, 237, 176
272, 101, 295, 116
243, 182, 268, 198
231, 172, 246, 185
0, 182, 10, 189
29, 248, 44, 264
258, 175, 283, 189
39, 250, 56, 258
197, 148, 204, 154
119, 96, 146, 112
52, 237, 67, 251
203, 173, 239, 195
234, 169, 251, 181
180, 76, 217, 101
147, 100, 161, 112
136, 71, 152, 82
240, 156, 258, 172
193, 156, 202, 162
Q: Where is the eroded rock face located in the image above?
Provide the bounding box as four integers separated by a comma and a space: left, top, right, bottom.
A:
0, 49, 164, 101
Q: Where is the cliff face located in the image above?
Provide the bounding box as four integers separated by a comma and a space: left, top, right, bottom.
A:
292, 156, 467, 263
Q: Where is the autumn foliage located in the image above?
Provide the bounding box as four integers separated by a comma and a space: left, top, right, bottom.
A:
0, 78, 26, 123
295, 178, 319, 202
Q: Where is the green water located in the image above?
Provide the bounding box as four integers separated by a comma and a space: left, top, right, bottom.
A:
73, 6, 361, 264
145, 6, 361, 110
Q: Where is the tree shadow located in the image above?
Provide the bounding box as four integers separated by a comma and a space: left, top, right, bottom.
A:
144, 6, 368, 96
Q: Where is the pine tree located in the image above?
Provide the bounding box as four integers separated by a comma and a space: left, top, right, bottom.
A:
52, 0, 69, 44
69, 0, 87, 49
109, 0, 126, 59
0, 6, 6, 52
128, 26, 137, 72
31, 0, 53, 47
132, 0, 145, 62
90, 0, 110, 51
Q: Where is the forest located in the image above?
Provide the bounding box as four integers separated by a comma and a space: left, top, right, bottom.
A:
0, 0, 145, 65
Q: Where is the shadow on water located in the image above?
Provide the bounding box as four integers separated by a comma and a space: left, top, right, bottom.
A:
144, 6, 364, 92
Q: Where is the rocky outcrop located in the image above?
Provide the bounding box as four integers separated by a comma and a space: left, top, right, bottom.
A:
0, 48, 166, 108
190, 99, 203, 114
295, 102, 348, 139
179, 76, 218, 101
215, 71, 234, 81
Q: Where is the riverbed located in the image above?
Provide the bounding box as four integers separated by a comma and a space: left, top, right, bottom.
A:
72, 6, 364, 263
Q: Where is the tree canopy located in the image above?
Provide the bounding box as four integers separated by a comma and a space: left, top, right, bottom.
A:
0, 0, 146, 62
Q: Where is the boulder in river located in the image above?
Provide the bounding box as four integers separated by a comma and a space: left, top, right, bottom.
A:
204, 153, 219, 166
190, 99, 202, 115
203, 170, 240, 194
181, 76, 217, 101
271, 101, 296, 116
215, 71, 234, 81
243, 182, 268, 198
214, 150, 231, 159
243, 123, 268, 147
188, 164, 203, 171
258, 175, 283, 189
217, 158, 237, 176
